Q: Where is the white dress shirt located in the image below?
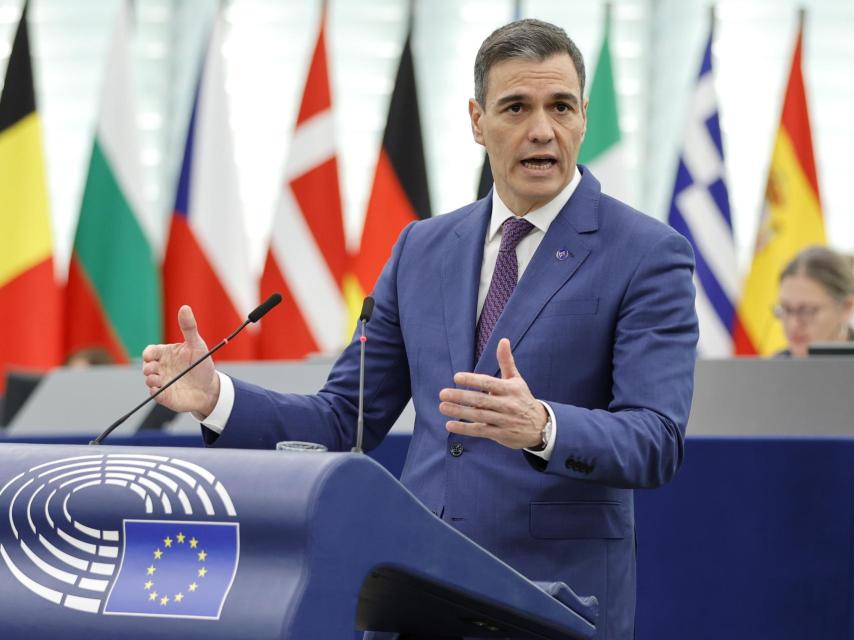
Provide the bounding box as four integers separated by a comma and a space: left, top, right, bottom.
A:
203, 168, 583, 462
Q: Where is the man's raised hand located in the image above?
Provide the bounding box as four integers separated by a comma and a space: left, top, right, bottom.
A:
141, 305, 220, 417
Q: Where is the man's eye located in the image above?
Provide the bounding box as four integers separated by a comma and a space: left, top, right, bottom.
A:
555, 103, 572, 113
508, 104, 523, 113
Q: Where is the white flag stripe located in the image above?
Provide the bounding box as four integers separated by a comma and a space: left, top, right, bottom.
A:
273, 187, 346, 350
691, 74, 717, 120
682, 120, 724, 186
189, 14, 255, 318
694, 275, 734, 357
676, 185, 739, 299
587, 144, 630, 204
285, 111, 336, 180
96, 2, 154, 249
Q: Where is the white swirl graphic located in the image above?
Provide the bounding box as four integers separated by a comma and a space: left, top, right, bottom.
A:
0, 453, 236, 614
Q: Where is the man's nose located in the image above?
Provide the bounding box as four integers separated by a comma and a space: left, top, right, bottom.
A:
527, 109, 554, 143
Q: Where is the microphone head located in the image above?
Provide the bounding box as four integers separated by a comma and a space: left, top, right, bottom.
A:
249, 293, 283, 323
359, 296, 375, 322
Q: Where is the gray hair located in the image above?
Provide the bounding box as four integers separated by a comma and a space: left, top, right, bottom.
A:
781, 245, 854, 302
474, 18, 586, 107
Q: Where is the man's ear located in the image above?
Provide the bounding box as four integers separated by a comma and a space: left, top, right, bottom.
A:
469, 98, 485, 146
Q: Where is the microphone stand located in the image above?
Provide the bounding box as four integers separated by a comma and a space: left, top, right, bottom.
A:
351, 318, 368, 453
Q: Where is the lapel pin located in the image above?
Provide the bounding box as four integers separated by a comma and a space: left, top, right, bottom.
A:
555, 248, 570, 261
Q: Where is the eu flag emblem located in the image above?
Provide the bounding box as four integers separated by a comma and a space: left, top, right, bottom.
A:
104, 520, 239, 619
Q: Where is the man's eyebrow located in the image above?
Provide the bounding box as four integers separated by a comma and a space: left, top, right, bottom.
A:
495, 93, 527, 108
494, 91, 580, 108
552, 92, 580, 104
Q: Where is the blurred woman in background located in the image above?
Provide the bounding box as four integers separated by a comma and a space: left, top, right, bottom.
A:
775, 245, 854, 357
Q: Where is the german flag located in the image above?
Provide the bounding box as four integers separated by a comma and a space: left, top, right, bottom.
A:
735, 14, 825, 355
0, 3, 62, 392
346, 25, 431, 321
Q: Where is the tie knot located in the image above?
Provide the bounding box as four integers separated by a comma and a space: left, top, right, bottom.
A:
499, 217, 535, 252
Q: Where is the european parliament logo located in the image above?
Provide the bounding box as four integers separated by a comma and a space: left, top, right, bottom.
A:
0, 453, 239, 620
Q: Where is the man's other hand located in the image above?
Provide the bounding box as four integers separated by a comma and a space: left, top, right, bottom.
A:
439, 338, 548, 449
142, 305, 220, 417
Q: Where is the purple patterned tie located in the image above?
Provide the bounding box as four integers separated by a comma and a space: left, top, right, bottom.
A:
475, 217, 535, 361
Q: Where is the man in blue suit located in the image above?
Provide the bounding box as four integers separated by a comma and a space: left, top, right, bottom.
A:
143, 18, 697, 639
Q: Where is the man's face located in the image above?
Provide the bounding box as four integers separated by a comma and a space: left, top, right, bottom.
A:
469, 53, 587, 215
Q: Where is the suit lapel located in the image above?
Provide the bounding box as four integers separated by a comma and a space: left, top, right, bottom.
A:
475, 169, 601, 375
441, 197, 491, 376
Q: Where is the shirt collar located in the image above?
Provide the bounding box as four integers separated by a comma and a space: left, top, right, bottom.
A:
487, 166, 582, 242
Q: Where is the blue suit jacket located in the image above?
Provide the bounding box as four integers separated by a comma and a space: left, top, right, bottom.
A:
208, 168, 698, 639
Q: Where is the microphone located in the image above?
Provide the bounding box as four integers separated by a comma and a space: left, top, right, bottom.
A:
351, 296, 375, 453
90, 293, 283, 445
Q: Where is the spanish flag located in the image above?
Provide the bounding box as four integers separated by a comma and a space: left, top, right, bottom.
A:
0, 3, 62, 393
735, 15, 824, 356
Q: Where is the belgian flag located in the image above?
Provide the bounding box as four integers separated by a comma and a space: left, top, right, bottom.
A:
0, 2, 62, 393
347, 23, 431, 319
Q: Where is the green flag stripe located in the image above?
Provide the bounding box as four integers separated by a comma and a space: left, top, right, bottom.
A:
74, 140, 161, 357
578, 30, 621, 163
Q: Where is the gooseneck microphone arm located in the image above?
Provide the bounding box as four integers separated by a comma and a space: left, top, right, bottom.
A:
351, 296, 375, 453
90, 293, 283, 446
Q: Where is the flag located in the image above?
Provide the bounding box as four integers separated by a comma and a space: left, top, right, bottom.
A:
347, 26, 431, 321
667, 28, 741, 357
162, 13, 255, 359
258, 10, 347, 358
66, 1, 161, 365
104, 520, 238, 619
577, 9, 630, 204
735, 16, 824, 356
0, 3, 62, 393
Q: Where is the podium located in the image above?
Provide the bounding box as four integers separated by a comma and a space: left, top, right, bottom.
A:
0, 444, 596, 639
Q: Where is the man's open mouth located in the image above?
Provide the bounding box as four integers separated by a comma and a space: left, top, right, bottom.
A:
521, 156, 557, 170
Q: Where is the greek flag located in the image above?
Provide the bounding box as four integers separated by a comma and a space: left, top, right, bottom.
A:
667, 30, 739, 357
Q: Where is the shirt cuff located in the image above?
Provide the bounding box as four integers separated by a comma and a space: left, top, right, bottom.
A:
525, 401, 557, 461
194, 371, 234, 434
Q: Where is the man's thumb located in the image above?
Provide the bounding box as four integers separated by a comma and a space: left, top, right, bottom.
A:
497, 338, 520, 379
177, 305, 204, 347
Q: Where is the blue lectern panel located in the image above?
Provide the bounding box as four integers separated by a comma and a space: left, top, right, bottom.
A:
0, 444, 595, 639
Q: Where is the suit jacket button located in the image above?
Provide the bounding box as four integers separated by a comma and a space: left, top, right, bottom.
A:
450, 442, 464, 457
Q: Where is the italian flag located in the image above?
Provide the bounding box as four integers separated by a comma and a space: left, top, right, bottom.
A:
66, 2, 161, 364
577, 12, 630, 205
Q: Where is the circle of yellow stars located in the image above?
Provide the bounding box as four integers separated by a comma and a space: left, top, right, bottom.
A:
143, 531, 208, 607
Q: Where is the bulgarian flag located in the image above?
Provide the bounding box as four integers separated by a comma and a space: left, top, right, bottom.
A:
346, 24, 431, 323
259, 8, 348, 358
162, 12, 255, 358
66, 1, 161, 364
577, 6, 630, 205
735, 15, 824, 356
0, 2, 62, 393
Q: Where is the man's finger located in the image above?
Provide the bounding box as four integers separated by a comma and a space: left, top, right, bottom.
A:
178, 305, 203, 347
496, 338, 519, 380
445, 420, 493, 437
453, 371, 504, 394
439, 401, 505, 426
142, 344, 161, 363
439, 387, 507, 412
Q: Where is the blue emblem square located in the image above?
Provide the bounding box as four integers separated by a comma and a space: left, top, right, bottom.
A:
104, 520, 239, 619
